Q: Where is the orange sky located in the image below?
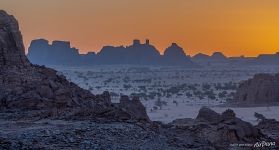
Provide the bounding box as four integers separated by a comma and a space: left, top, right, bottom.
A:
1, 0, 279, 57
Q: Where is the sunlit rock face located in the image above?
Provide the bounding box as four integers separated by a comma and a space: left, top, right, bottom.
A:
234, 73, 279, 104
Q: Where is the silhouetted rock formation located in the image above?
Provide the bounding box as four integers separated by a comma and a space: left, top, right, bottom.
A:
253, 52, 279, 65
116, 96, 150, 122
28, 39, 84, 66
28, 39, 197, 67
193, 52, 227, 61
0, 10, 149, 122
163, 43, 196, 66
233, 74, 279, 105
1, 10, 278, 150
96, 39, 162, 65
193, 51, 279, 66
211, 52, 227, 60
192, 53, 210, 60
0, 10, 30, 68
192, 52, 229, 66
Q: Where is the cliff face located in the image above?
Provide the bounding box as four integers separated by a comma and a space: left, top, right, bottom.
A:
28, 39, 82, 66
0, 10, 98, 111
0, 10, 30, 67
233, 74, 279, 104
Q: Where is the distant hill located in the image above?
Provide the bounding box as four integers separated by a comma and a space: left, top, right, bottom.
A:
192, 52, 229, 66
192, 51, 279, 66
162, 43, 195, 66
252, 52, 279, 65
28, 39, 279, 67
27, 39, 197, 67
28, 39, 89, 66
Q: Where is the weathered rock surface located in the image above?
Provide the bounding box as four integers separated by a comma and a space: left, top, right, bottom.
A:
0, 10, 149, 123
233, 73, 279, 105
0, 10, 30, 68
115, 96, 150, 122
169, 107, 278, 149
256, 118, 279, 143
1, 10, 279, 150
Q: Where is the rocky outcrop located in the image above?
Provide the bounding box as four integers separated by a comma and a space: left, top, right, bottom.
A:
163, 43, 196, 66
233, 74, 279, 104
96, 39, 162, 65
169, 107, 270, 149
27, 39, 86, 66
0, 10, 30, 68
1, 10, 278, 150
211, 52, 227, 61
252, 52, 279, 65
192, 53, 210, 60
0, 10, 150, 123
256, 119, 279, 143
115, 96, 150, 122
196, 107, 260, 144
192, 52, 229, 66
28, 39, 198, 67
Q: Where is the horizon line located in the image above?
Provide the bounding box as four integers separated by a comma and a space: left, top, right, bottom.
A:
25, 38, 279, 58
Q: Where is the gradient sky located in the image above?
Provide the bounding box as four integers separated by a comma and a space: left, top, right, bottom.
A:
1, 0, 279, 56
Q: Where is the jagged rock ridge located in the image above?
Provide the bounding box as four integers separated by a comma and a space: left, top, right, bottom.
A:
0, 10, 148, 122
0, 10, 278, 149
28, 39, 197, 67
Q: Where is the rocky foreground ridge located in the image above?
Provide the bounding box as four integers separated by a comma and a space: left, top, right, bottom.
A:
0, 10, 278, 149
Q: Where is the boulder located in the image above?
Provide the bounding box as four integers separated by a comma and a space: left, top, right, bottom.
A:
171, 108, 264, 149
196, 107, 222, 123
116, 96, 150, 122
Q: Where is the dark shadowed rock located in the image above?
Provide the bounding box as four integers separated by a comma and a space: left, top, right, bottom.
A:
171, 108, 266, 149
28, 39, 83, 66
211, 52, 227, 60
256, 118, 279, 143
253, 52, 279, 65
28, 39, 198, 67
163, 43, 196, 66
1, 10, 278, 150
191, 52, 228, 66
97, 39, 162, 65
116, 96, 150, 122
192, 53, 210, 60
233, 73, 279, 104
0, 10, 30, 67
221, 109, 236, 120
196, 107, 222, 123
0, 10, 151, 123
